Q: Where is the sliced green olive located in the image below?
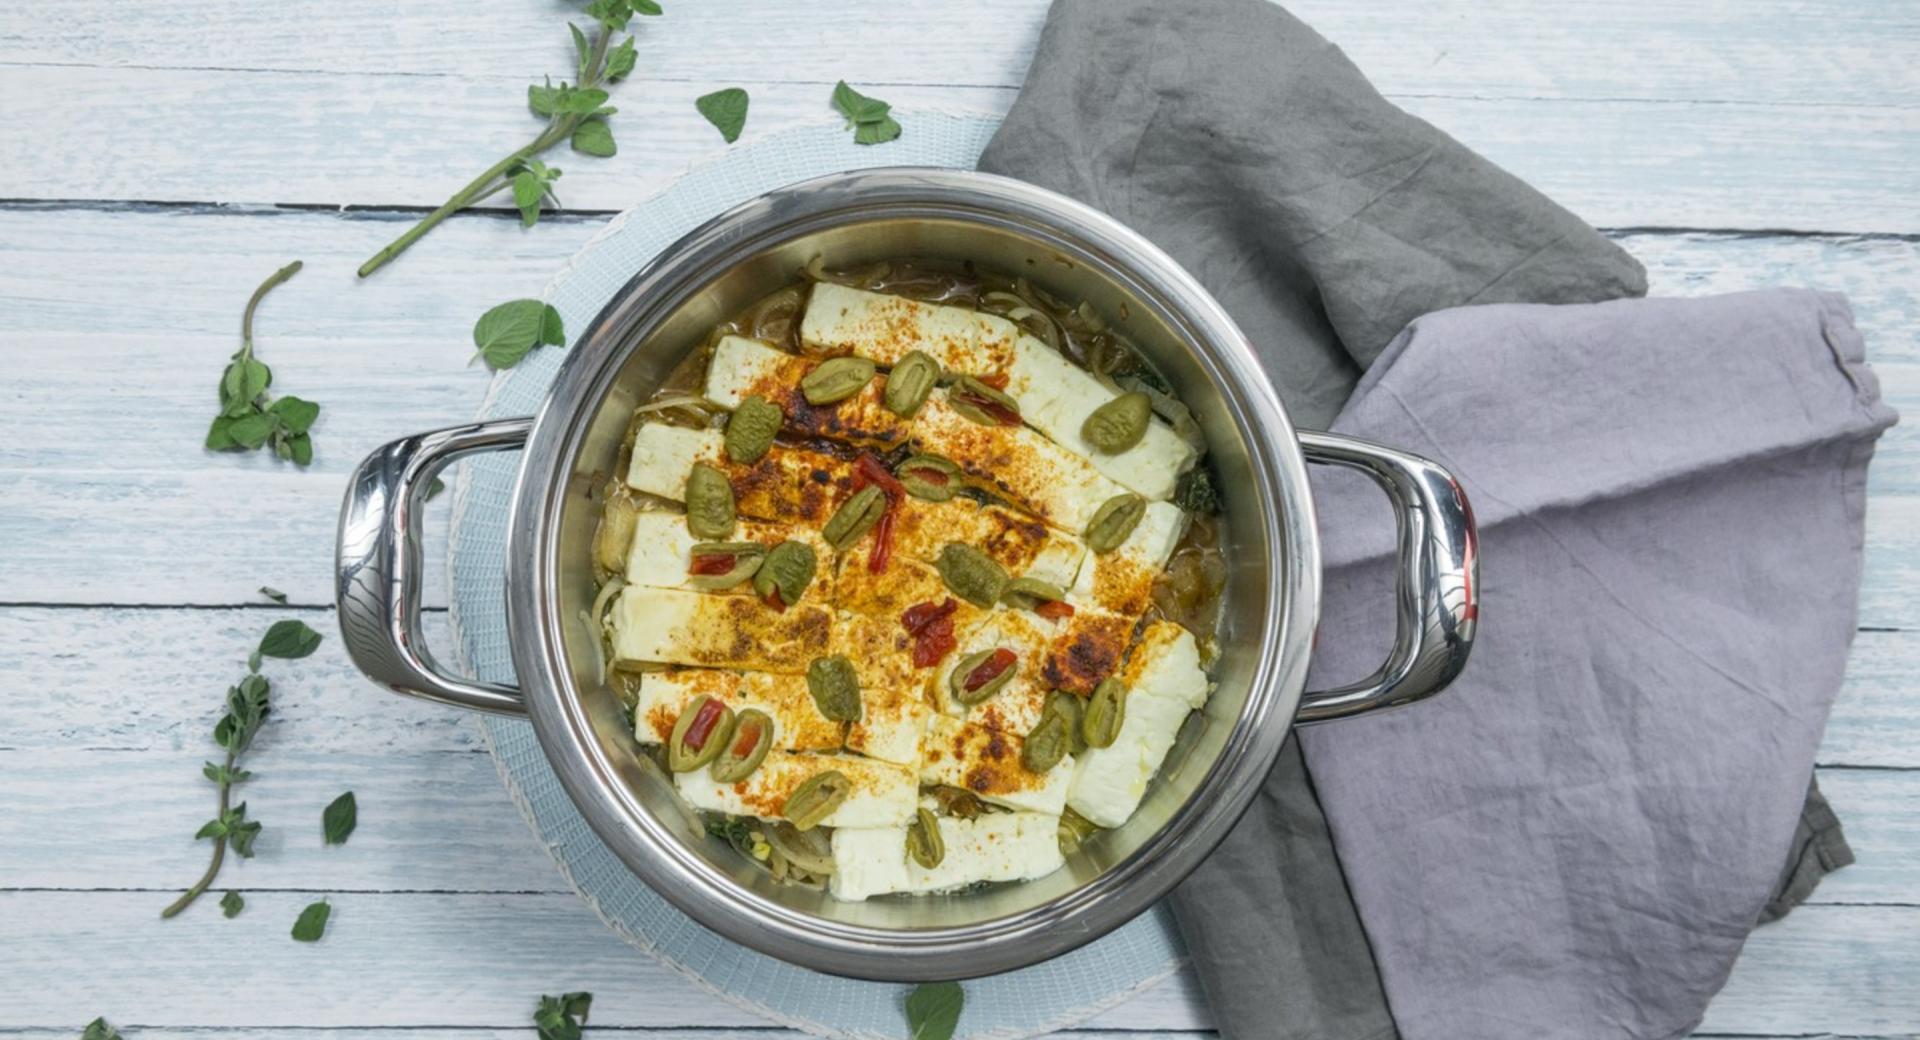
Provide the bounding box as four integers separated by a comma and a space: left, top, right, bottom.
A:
1084, 493, 1146, 554
752, 540, 817, 607
1042, 689, 1088, 756
685, 541, 766, 591
883, 350, 940, 418
800, 356, 877, 405
806, 654, 863, 722
709, 708, 774, 783
932, 785, 984, 820
783, 769, 851, 831
685, 462, 736, 540
667, 694, 736, 773
948, 374, 1022, 426
906, 807, 945, 868
1021, 710, 1069, 773
821, 485, 887, 550
949, 647, 1017, 706
725, 395, 782, 463
1082, 391, 1152, 453
936, 543, 1009, 608
897, 454, 961, 502
1057, 807, 1100, 855
1002, 576, 1068, 612
1084, 677, 1127, 749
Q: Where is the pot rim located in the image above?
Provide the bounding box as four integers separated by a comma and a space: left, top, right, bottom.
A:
503, 168, 1321, 980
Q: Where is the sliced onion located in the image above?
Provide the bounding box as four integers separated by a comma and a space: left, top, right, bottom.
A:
765, 821, 836, 876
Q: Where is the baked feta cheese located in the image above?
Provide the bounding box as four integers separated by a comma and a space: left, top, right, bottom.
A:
920, 714, 1073, 816
831, 610, 935, 767
930, 609, 1055, 735
610, 586, 831, 673
625, 509, 835, 602
632, 668, 843, 752
801, 283, 1021, 372
884, 496, 1086, 588
913, 390, 1130, 532
1069, 500, 1188, 617
1003, 335, 1196, 500
705, 335, 911, 448
677, 751, 917, 829
626, 422, 857, 526
827, 812, 1065, 901
1066, 622, 1210, 828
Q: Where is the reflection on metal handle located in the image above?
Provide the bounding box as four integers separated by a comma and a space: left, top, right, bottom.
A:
335, 419, 533, 716
1295, 431, 1478, 723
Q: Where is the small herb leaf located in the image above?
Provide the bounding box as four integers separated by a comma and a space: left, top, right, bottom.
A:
291, 899, 331, 942
695, 88, 750, 143
569, 24, 590, 80
535, 991, 594, 1040
474, 299, 563, 370
82, 1018, 123, 1040
323, 791, 358, 846
606, 36, 638, 80
571, 119, 617, 157
221, 890, 245, 918
906, 981, 963, 1040
259, 586, 288, 604
258, 619, 323, 660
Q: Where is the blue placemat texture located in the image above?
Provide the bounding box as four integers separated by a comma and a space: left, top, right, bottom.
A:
446, 112, 1187, 1040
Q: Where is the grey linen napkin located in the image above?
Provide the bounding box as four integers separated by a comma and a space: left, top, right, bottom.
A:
1297, 291, 1896, 1037
977, 1, 1857, 1036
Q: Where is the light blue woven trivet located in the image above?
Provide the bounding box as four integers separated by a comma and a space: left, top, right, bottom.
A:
445, 112, 1186, 1040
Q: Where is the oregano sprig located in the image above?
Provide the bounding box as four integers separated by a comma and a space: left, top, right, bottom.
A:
535, 992, 594, 1040
204, 261, 321, 464
357, 1, 662, 278
160, 618, 325, 919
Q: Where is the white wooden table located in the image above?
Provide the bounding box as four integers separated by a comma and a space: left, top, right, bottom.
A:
1, 2, 1915, 1037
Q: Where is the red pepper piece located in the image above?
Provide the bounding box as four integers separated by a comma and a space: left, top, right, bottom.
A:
729, 717, 764, 757
902, 598, 961, 668
962, 648, 1017, 692
955, 388, 1021, 426
688, 553, 735, 575
1033, 599, 1075, 621
683, 698, 727, 752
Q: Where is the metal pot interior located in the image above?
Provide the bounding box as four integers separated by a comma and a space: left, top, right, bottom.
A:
523, 182, 1306, 965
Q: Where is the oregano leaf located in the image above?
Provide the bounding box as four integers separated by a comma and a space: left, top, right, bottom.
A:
906, 981, 963, 1040
695, 88, 749, 143
323, 791, 358, 846
570, 119, 616, 157
258, 619, 323, 659
221, 890, 245, 918
291, 899, 331, 942
473, 299, 551, 369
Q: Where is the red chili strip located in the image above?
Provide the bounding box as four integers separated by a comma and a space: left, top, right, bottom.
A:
962, 648, 1017, 692
869, 498, 897, 573
956, 390, 1021, 426
853, 452, 908, 497
729, 718, 763, 756
688, 553, 735, 576
761, 589, 787, 612
1033, 599, 1075, 621
980, 372, 1011, 390
683, 698, 727, 752
902, 598, 960, 668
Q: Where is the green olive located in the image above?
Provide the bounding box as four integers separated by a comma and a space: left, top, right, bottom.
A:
1021, 710, 1069, 773
949, 647, 1017, 706
1084, 677, 1127, 749
685, 541, 767, 591
667, 694, 736, 773
725, 395, 782, 463
936, 543, 1009, 608
709, 708, 773, 783
752, 540, 817, 607
906, 807, 945, 869
821, 485, 887, 550
883, 350, 940, 418
1042, 689, 1088, 756
1082, 391, 1153, 453
948, 374, 1022, 426
1002, 576, 1068, 612
806, 654, 863, 722
685, 462, 736, 540
783, 769, 851, 831
800, 356, 877, 405
896, 454, 962, 502
1057, 807, 1100, 855
1084, 493, 1146, 554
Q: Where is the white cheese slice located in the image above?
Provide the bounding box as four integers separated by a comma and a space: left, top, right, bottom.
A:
914, 390, 1129, 532
705, 334, 910, 448
624, 510, 834, 601
1004, 334, 1196, 500
704, 335, 793, 409
1065, 622, 1210, 828
929, 609, 1055, 736
631, 668, 843, 752
921, 714, 1073, 816
827, 812, 1065, 901
830, 611, 935, 768
625, 424, 724, 502
610, 586, 831, 673
676, 751, 917, 829
625, 421, 858, 527
801, 283, 1020, 371
1069, 500, 1188, 617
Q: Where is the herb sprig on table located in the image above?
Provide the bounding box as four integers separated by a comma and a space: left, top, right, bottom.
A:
160, 619, 325, 919
204, 261, 321, 464
356, 0, 663, 277
535, 992, 594, 1040
82, 1018, 123, 1040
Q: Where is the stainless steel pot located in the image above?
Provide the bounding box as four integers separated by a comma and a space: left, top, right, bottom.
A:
336, 169, 1477, 981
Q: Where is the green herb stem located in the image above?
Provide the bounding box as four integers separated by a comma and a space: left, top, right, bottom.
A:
240, 260, 304, 359
358, 28, 613, 279
160, 746, 236, 919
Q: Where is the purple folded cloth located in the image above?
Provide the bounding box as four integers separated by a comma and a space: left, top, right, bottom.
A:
1298, 290, 1897, 1038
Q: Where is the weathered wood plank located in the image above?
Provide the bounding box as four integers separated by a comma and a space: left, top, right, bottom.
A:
0, 65, 1913, 231
4, 0, 1914, 108
0, 891, 1909, 1033
7, 749, 1911, 902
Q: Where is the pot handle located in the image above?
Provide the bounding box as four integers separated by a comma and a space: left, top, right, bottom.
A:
336, 418, 533, 716
1293, 431, 1478, 723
